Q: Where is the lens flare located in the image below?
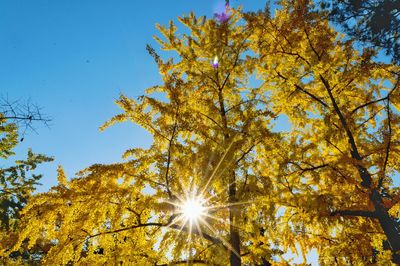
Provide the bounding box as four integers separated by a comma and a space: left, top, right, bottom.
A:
213, 1, 231, 23
212, 56, 219, 68
181, 198, 206, 221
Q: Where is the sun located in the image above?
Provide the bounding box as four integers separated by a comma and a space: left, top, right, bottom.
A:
180, 197, 206, 222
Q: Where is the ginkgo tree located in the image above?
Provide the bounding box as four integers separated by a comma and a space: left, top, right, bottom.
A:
3, 1, 400, 265
246, 0, 400, 264
2, 7, 285, 266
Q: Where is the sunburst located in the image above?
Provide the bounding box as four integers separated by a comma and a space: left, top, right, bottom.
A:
163, 183, 256, 263
180, 197, 206, 222
160, 135, 259, 263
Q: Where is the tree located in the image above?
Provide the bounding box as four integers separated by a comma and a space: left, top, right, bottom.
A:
4, 8, 283, 265
327, 0, 400, 64
0, 103, 53, 264
246, 0, 400, 264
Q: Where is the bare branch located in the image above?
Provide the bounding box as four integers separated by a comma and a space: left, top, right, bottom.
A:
219, 29, 252, 92
0, 96, 51, 138
320, 76, 359, 157
356, 106, 385, 129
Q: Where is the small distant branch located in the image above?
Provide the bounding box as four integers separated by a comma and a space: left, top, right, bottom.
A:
146, 44, 162, 66
294, 229, 338, 244
0, 96, 51, 137
235, 144, 256, 165
294, 84, 329, 108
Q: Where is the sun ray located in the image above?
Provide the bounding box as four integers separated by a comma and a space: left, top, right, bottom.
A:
200, 136, 237, 197
164, 215, 187, 243
159, 147, 261, 264
198, 216, 241, 259
194, 219, 205, 242
188, 220, 193, 264
206, 199, 259, 211
200, 162, 250, 206
202, 212, 249, 234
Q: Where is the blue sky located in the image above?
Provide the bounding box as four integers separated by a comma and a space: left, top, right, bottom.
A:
0, 0, 269, 190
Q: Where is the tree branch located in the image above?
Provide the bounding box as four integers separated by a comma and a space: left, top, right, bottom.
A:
351, 96, 389, 114
156, 259, 207, 266
197, 111, 225, 131
331, 210, 378, 218
0, 97, 51, 137
320, 76, 360, 159
164, 117, 178, 199
356, 106, 385, 129
304, 27, 321, 60
225, 98, 269, 113
276, 70, 328, 108
379, 98, 392, 188
220, 29, 252, 92
321, 75, 377, 190
235, 144, 256, 165
351, 74, 399, 114
287, 161, 328, 174
325, 138, 345, 154
81, 215, 223, 247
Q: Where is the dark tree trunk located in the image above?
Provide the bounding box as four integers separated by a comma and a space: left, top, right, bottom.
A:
321, 75, 400, 263
229, 171, 241, 266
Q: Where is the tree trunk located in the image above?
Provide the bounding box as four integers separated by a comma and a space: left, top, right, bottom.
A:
371, 189, 400, 261
322, 75, 400, 263
357, 165, 400, 261
229, 171, 241, 266
218, 90, 241, 265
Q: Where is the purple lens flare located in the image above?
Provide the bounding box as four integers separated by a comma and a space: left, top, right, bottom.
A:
214, 3, 231, 23
212, 56, 219, 68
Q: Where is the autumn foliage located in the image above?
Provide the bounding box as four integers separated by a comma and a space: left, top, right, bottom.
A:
1, 1, 400, 265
